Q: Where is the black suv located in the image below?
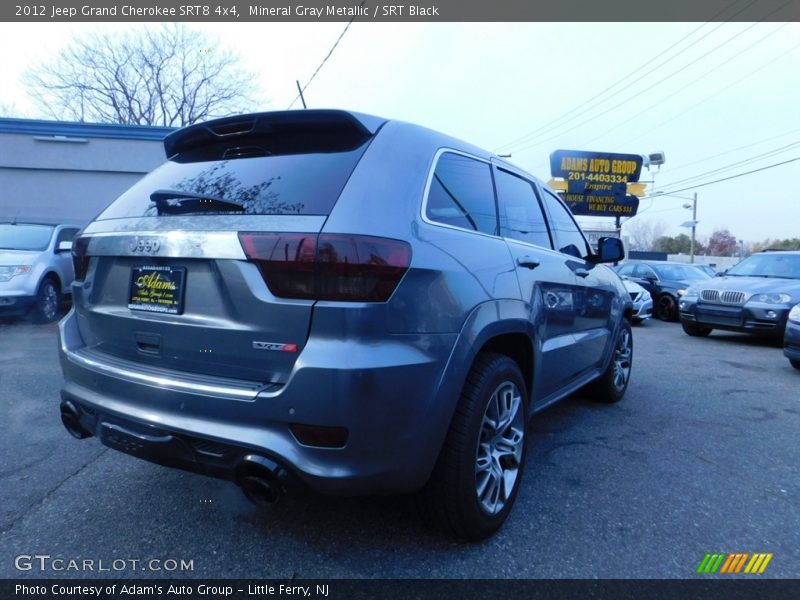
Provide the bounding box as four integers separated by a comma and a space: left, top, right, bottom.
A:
615, 260, 711, 321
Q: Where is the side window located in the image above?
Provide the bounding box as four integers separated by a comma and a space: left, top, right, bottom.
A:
640, 265, 658, 279
494, 168, 552, 248
425, 152, 497, 235
618, 264, 635, 277
540, 191, 591, 258
56, 228, 78, 245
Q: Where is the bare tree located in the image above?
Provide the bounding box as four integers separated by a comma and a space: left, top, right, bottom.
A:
25, 25, 260, 126
622, 218, 667, 251
0, 101, 25, 118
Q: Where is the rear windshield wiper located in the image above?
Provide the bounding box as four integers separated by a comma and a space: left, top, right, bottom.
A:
149, 189, 245, 215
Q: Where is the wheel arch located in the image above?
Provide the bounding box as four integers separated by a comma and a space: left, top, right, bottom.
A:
477, 333, 534, 406
417, 300, 535, 484
40, 270, 62, 291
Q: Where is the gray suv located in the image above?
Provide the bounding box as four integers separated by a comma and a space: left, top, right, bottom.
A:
58, 110, 633, 539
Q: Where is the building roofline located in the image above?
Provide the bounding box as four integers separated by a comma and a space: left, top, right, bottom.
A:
0, 117, 175, 141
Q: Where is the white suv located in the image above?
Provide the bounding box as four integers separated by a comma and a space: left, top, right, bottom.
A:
0, 222, 79, 322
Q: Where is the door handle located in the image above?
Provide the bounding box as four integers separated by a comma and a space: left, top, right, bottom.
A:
575, 268, 590, 278
516, 256, 541, 270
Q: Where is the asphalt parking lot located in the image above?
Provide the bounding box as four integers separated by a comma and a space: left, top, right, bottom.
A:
0, 315, 798, 579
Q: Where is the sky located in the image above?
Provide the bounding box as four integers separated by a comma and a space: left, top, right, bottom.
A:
0, 21, 798, 245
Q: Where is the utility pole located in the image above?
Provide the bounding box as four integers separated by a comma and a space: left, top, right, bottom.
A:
296, 80, 307, 109
690, 192, 697, 264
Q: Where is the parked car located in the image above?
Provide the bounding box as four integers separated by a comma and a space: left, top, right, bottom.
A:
679, 251, 800, 339
0, 222, 80, 322
785, 304, 800, 369
614, 260, 711, 321
620, 277, 652, 324
58, 109, 634, 540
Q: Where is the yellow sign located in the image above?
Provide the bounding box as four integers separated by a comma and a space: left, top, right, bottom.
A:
548, 179, 646, 197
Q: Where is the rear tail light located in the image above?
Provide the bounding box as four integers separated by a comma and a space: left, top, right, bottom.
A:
72, 236, 91, 281
238, 232, 411, 302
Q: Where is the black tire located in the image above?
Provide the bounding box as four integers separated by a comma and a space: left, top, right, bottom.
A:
632, 317, 643, 326
589, 320, 633, 403
656, 294, 678, 322
790, 359, 800, 370
31, 277, 61, 323
420, 352, 528, 541
681, 322, 713, 337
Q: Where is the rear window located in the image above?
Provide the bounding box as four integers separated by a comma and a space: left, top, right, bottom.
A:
96, 143, 370, 220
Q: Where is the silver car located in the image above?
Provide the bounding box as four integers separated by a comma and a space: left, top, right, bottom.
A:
58, 110, 634, 540
0, 222, 80, 322
621, 277, 653, 324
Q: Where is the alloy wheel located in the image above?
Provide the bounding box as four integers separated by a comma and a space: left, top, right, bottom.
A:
41, 283, 58, 321
475, 381, 525, 516
613, 327, 633, 392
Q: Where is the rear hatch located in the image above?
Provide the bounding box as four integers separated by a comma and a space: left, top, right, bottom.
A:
71, 110, 385, 386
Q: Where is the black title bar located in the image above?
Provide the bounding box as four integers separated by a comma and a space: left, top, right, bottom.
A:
3, 0, 800, 22
4, 579, 800, 600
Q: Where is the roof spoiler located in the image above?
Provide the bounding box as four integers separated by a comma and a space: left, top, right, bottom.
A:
163, 110, 386, 161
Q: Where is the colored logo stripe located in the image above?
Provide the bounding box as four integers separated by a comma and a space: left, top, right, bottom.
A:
744, 553, 773, 574
720, 553, 749, 573
698, 553, 773, 574
697, 553, 726, 574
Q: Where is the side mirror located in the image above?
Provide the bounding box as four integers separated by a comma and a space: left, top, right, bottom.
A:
594, 237, 624, 264
57, 241, 73, 253
714, 270, 727, 277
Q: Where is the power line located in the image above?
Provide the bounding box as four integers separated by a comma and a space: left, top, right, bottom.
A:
287, 3, 365, 109
664, 126, 800, 174
509, 16, 790, 156
630, 152, 800, 219
648, 156, 800, 197
492, 0, 758, 153
611, 43, 800, 150
494, 0, 769, 154
656, 140, 800, 189
491, 22, 713, 152
575, 24, 795, 149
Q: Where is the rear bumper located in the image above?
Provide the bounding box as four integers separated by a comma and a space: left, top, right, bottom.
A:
58, 309, 458, 496
679, 298, 789, 337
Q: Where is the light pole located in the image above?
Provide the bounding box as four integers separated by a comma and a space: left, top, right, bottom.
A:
688, 192, 697, 264
654, 191, 699, 263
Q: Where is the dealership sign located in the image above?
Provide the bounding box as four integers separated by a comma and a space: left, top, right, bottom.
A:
560, 190, 640, 217
550, 150, 644, 217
